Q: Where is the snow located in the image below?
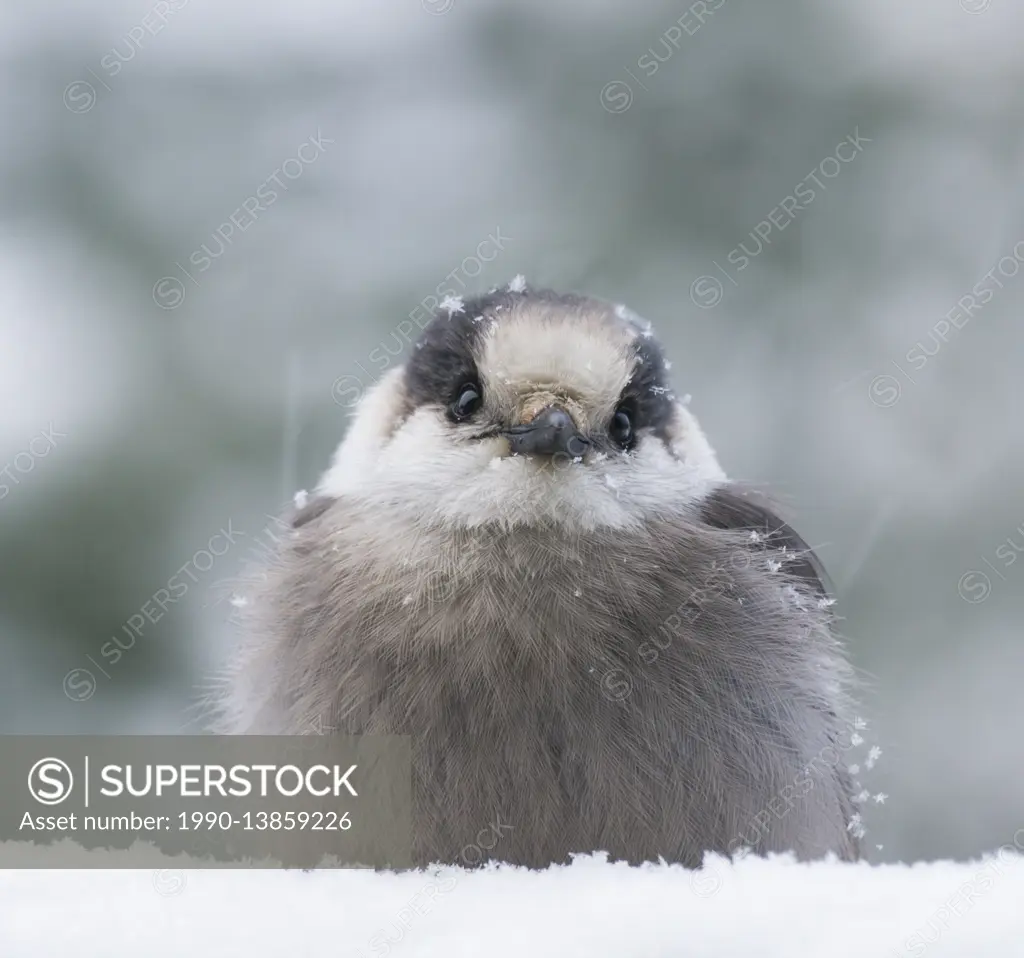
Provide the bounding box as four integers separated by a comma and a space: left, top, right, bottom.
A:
2, 851, 1024, 956
507, 274, 527, 293
439, 294, 465, 315
293, 489, 309, 510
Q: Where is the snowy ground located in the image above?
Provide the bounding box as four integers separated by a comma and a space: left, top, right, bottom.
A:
2, 851, 1023, 957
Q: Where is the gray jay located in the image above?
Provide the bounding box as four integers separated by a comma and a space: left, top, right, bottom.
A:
219, 284, 859, 867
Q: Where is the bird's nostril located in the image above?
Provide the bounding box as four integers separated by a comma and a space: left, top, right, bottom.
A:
542, 408, 574, 431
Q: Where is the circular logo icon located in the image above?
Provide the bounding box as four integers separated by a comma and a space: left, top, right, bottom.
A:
331, 374, 365, 408
63, 668, 96, 701
868, 374, 901, 408
28, 757, 74, 805
601, 668, 634, 702
63, 80, 97, 114
153, 869, 187, 896
152, 276, 186, 310
690, 275, 724, 309
689, 862, 723, 898
600, 80, 633, 114
958, 570, 992, 604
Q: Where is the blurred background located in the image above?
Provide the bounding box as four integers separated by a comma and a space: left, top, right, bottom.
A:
2, 0, 1022, 866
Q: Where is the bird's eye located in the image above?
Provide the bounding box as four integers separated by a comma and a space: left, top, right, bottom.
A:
609, 405, 634, 448
450, 382, 483, 421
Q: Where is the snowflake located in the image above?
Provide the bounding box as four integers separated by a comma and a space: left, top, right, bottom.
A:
573, 588, 582, 598
854, 716, 868, 730
229, 594, 249, 609
650, 385, 670, 395
665, 360, 673, 370
749, 530, 762, 543
472, 314, 486, 324
293, 489, 309, 510
507, 274, 527, 293
766, 559, 782, 573
817, 596, 837, 609
850, 732, 865, 747
848, 764, 860, 775
853, 790, 870, 804
873, 793, 888, 805
784, 585, 807, 610
865, 746, 882, 769
846, 812, 863, 833
440, 294, 464, 315
680, 393, 692, 406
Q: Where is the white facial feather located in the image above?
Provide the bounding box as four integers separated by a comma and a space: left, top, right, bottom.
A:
319, 385, 725, 532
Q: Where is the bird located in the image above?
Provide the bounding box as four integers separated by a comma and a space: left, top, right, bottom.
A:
218, 283, 860, 868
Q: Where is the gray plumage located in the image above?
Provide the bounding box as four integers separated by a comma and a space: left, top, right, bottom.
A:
218, 286, 859, 868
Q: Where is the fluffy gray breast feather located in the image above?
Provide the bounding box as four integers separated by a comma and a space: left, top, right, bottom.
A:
221, 481, 859, 868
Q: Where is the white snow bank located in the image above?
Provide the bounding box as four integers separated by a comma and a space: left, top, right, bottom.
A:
2, 851, 1023, 957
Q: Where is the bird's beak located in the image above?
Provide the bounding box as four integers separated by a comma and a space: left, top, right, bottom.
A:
503, 405, 591, 459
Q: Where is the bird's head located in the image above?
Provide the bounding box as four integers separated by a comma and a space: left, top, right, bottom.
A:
318, 286, 726, 530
